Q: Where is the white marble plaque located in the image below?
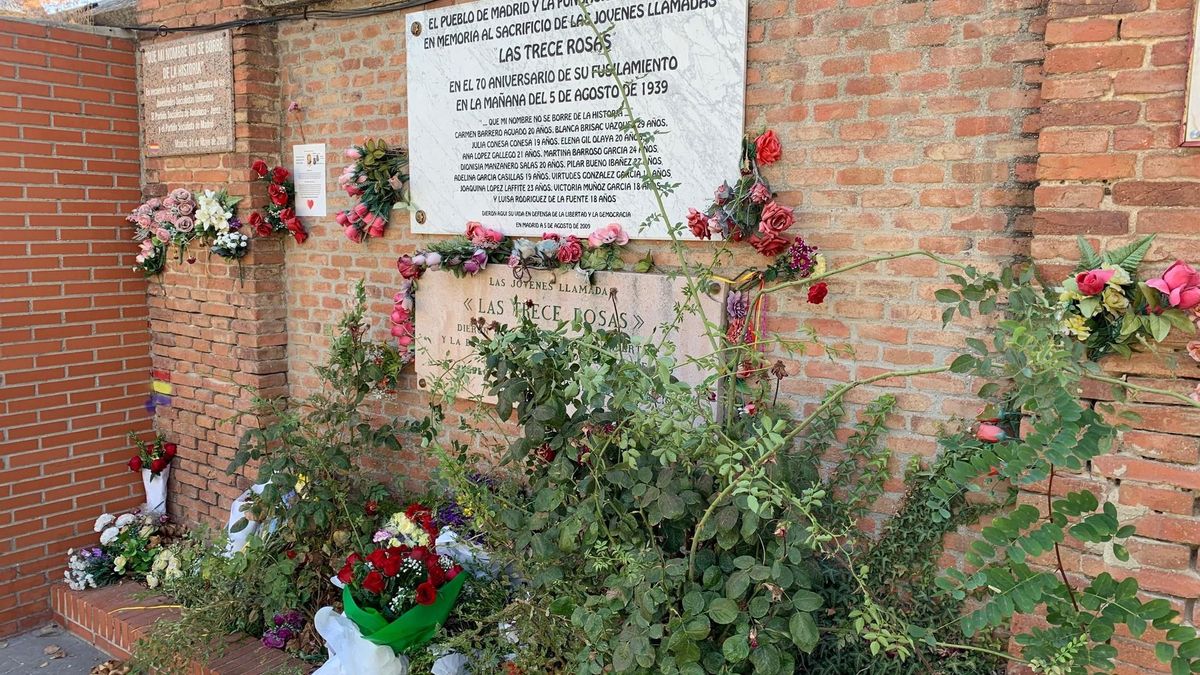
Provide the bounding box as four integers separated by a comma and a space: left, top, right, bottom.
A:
405, 0, 747, 239
415, 267, 726, 398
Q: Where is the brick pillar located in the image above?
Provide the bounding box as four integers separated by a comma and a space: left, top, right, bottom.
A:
1028, 0, 1200, 670
135, 0, 287, 526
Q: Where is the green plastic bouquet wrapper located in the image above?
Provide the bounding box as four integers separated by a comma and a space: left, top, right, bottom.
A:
341, 573, 466, 653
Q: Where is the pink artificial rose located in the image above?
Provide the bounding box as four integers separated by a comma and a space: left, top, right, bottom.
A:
335, 211, 349, 226
397, 254, 422, 280
557, 235, 583, 264
749, 182, 771, 204
758, 201, 795, 236
976, 423, 1005, 443
587, 223, 629, 248
1147, 260, 1200, 310
353, 202, 370, 218
345, 147, 361, 159
344, 224, 363, 242
686, 208, 711, 240
1075, 269, 1115, 297
466, 221, 503, 246
367, 214, 386, 238
754, 130, 782, 165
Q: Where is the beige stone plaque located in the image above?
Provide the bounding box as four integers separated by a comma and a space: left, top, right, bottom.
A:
139, 30, 234, 157
416, 267, 726, 399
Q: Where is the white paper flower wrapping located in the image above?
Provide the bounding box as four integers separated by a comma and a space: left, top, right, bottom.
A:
311, 607, 410, 675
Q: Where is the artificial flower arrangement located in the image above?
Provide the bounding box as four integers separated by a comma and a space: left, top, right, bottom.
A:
250, 160, 309, 244
390, 221, 639, 363
1059, 235, 1198, 358
128, 188, 199, 276
335, 503, 467, 654
65, 510, 168, 589
335, 139, 411, 242
127, 431, 177, 477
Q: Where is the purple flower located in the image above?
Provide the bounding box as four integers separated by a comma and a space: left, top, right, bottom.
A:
227, 216, 242, 231
261, 629, 287, 650
436, 500, 470, 530
784, 237, 818, 278
463, 249, 488, 275
288, 101, 301, 112
727, 291, 749, 320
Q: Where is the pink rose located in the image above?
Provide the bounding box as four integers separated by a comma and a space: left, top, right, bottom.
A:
749, 183, 771, 204
976, 423, 1005, 443
353, 202, 370, 218
754, 130, 782, 165
1075, 269, 1115, 297
686, 208, 711, 240
750, 231, 789, 257
466, 221, 503, 246
557, 236, 583, 264
1147, 261, 1200, 310
345, 147, 361, 159
344, 224, 363, 242
758, 201, 795, 236
587, 222, 629, 248
335, 212, 349, 226
397, 254, 422, 280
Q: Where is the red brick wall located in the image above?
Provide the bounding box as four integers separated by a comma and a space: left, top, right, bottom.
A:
275, 0, 1047, 495
0, 18, 147, 638
1026, 1, 1200, 670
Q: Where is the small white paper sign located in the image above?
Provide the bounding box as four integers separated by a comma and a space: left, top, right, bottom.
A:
292, 143, 327, 216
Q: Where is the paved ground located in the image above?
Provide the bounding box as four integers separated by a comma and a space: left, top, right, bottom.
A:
0, 624, 109, 674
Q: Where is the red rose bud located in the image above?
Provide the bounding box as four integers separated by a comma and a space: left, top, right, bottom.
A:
337, 564, 354, 584
251, 159, 268, 177
335, 211, 349, 226
128, 455, 143, 472
271, 166, 290, 185
414, 580, 437, 605
149, 457, 167, 473
361, 570, 385, 594
285, 549, 297, 559
536, 444, 556, 463
1075, 268, 1115, 296
163, 442, 177, 459
976, 423, 1006, 443
807, 282, 828, 305
365, 500, 379, 515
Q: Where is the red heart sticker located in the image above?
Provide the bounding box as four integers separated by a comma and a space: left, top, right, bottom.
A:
306, 199, 315, 208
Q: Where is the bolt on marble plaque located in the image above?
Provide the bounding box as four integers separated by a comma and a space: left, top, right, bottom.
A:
139, 30, 234, 157
415, 266, 726, 399
405, 0, 747, 239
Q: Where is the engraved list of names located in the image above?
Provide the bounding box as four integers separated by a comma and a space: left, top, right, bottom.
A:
139, 30, 235, 157
405, 0, 747, 239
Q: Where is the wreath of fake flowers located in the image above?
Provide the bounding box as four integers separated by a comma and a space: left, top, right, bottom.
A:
128, 188, 244, 276
336, 138, 411, 243
1060, 235, 1198, 358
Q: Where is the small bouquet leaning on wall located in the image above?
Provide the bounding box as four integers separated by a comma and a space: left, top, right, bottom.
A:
66, 511, 169, 590
336, 139, 411, 242
250, 159, 309, 244
127, 431, 177, 514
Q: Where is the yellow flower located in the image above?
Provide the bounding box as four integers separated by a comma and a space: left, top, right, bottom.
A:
294, 474, 308, 494
811, 255, 827, 278
1063, 315, 1091, 341
1102, 287, 1129, 315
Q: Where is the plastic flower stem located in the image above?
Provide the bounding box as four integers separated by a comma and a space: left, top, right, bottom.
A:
687, 364, 953, 580
1082, 371, 1200, 408
761, 250, 971, 296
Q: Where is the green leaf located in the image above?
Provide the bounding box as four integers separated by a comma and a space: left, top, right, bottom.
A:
950, 354, 977, 373
789, 612, 819, 653
708, 598, 739, 625
1106, 234, 1155, 274
722, 634, 750, 663
792, 590, 823, 612
935, 289, 961, 303
1157, 642, 1176, 664
1077, 235, 1103, 270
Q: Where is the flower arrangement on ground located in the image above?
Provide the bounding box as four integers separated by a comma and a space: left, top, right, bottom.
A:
335, 505, 467, 654
335, 139, 410, 242
64, 546, 119, 590
1059, 235, 1197, 357
250, 160, 308, 244
87, 510, 167, 581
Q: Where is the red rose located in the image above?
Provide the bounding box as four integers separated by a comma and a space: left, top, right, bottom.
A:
271, 166, 290, 185
149, 457, 167, 473
535, 444, 556, 463
365, 500, 379, 515
367, 548, 388, 569
405, 503, 431, 519
749, 231, 789, 257
347, 553, 362, 566
249, 212, 273, 237
686, 208, 710, 240
556, 235, 583, 264
414, 581, 437, 606
754, 130, 782, 165
758, 201, 794, 235
128, 455, 142, 472
251, 159, 268, 177
1075, 269, 1115, 296
361, 570, 385, 594
290, 227, 308, 245
268, 183, 288, 207
446, 564, 462, 581
337, 564, 354, 585
285, 549, 297, 559
410, 546, 429, 562
279, 207, 296, 222
397, 255, 422, 280
807, 282, 828, 305
425, 560, 446, 586
163, 442, 177, 459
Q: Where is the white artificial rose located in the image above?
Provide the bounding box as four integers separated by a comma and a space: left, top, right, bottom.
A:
93, 513, 115, 532
146, 574, 159, 589
99, 527, 119, 546
115, 513, 136, 528
114, 555, 127, 573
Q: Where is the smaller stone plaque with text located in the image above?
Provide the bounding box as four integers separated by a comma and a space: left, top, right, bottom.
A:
139, 31, 234, 157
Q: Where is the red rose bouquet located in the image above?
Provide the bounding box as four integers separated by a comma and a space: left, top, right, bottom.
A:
336, 504, 466, 653
126, 431, 176, 477
249, 159, 309, 244
335, 139, 410, 243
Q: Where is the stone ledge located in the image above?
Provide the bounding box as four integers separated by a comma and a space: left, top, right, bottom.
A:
51, 582, 311, 674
